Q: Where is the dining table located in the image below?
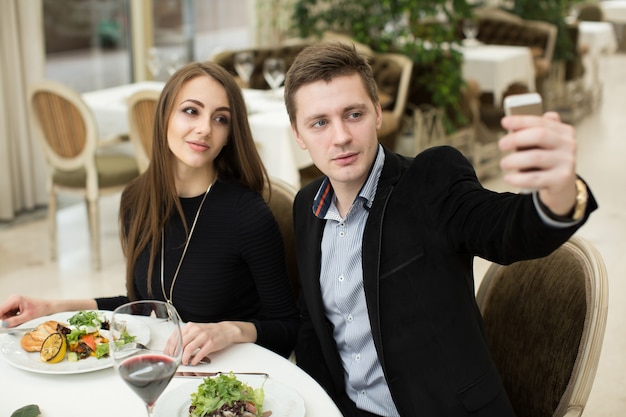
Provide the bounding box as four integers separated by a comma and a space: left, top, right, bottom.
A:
0, 315, 342, 417
578, 21, 618, 57
81, 82, 312, 189
600, 0, 626, 24
458, 43, 536, 106
577, 21, 618, 106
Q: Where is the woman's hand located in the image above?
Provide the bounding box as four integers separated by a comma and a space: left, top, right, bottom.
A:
0, 295, 52, 327
0, 295, 96, 328
177, 321, 257, 366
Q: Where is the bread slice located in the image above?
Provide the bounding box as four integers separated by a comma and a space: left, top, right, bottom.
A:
20, 320, 62, 352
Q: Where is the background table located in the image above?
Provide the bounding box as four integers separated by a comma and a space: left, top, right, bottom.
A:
459, 44, 536, 105
600, 1, 626, 24
578, 21, 618, 56
0, 337, 341, 417
82, 83, 312, 189
600, 1, 626, 52
243, 89, 312, 188
577, 21, 618, 104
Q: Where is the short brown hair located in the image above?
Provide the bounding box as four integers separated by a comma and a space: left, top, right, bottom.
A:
284, 42, 379, 127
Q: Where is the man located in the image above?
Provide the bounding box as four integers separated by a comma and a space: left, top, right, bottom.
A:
283, 42, 597, 417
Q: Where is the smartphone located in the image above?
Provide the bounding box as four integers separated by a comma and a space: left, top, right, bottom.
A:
503, 92, 543, 193
503, 92, 543, 117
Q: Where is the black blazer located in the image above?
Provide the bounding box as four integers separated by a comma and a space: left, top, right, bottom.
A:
294, 146, 597, 417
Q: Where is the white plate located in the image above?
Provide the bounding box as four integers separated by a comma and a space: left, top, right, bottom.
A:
155, 375, 305, 417
0, 310, 150, 374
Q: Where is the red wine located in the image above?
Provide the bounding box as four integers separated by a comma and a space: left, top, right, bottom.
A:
118, 354, 177, 406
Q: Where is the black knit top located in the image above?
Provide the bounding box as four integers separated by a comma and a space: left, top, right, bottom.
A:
96, 179, 299, 357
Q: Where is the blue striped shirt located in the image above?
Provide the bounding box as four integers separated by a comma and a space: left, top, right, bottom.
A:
312, 145, 399, 416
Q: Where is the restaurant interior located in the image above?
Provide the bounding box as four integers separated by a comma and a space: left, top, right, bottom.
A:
0, 0, 625, 416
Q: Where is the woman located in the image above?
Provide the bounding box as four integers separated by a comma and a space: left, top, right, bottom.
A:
0, 62, 299, 364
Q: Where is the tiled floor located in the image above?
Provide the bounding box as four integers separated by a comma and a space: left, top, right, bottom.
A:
1, 53, 624, 415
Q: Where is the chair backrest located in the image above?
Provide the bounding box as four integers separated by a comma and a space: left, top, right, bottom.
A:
577, 4, 604, 22
127, 89, 159, 173
29, 80, 99, 175
262, 177, 300, 300
369, 51, 414, 123
211, 43, 310, 90
476, 235, 608, 417
473, 7, 558, 62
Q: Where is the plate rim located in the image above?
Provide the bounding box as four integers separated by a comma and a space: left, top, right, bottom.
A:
0, 310, 149, 375
155, 377, 305, 417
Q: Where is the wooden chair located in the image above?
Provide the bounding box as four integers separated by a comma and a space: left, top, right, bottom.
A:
577, 3, 605, 22
476, 236, 608, 417
262, 177, 299, 300
127, 89, 159, 173
371, 52, 413, 151
29, 80, 139, 270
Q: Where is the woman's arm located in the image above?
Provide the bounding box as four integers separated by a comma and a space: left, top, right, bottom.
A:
0, 294, 97, 327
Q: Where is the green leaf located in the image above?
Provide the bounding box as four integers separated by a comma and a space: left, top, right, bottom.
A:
11, 404, 41, 417
190, 373, 263, 416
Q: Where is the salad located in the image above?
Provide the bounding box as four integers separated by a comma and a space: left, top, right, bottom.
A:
189, 373, 271, 417
64, 310, 112, 361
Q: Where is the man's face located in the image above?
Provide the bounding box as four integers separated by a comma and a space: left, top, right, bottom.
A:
291, 73, 382, 191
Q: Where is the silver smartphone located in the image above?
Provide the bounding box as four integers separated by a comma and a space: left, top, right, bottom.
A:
503, 92, 543, 192
504, 92, 543, 117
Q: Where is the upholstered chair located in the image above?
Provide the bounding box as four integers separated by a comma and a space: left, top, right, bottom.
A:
262, 177, 299, 300
476, 236, 608, 417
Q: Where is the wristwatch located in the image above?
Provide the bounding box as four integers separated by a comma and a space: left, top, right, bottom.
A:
572, 178, 588, 221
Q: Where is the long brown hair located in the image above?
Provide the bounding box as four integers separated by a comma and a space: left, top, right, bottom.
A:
119, 61, 268, 299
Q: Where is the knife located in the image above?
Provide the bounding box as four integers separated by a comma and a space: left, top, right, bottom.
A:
174, 371, 269, 378
0, 327, 35, 334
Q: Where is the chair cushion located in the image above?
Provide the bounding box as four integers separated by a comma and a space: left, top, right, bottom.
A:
481, 250, 587, 417
53, 153, 139, 188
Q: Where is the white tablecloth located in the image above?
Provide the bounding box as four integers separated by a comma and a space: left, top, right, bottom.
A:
578, 21, 619, 56
0, 337, 341, 417
82, 83, 312, 189
243, 89, 312, 188
459, 44, 536, 106
600, 1, 626, 23
82, 81, 164, 139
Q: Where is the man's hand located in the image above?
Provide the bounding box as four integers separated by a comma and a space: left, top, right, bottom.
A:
499, 112, 578, 216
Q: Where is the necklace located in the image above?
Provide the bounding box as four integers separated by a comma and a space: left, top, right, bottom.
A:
160, 183, 213, 304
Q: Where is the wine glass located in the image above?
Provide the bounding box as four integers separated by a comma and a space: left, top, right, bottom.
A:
166, 52, 185, 76
110, 301, 183, 416
234, 51, 255, 88
263, 57, 286, 98
146, 47, 162, 79
462, 18, 479, 44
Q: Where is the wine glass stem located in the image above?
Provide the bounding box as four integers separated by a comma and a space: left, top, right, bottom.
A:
146, 403, 156, 417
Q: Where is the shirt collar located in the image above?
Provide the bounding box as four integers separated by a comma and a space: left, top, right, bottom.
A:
312, 144, 385, 219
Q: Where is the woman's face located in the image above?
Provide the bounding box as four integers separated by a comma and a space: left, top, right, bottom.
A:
166, 75, 231, 176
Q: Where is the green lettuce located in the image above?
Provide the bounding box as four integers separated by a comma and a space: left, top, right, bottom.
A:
189, 373, 265, 417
